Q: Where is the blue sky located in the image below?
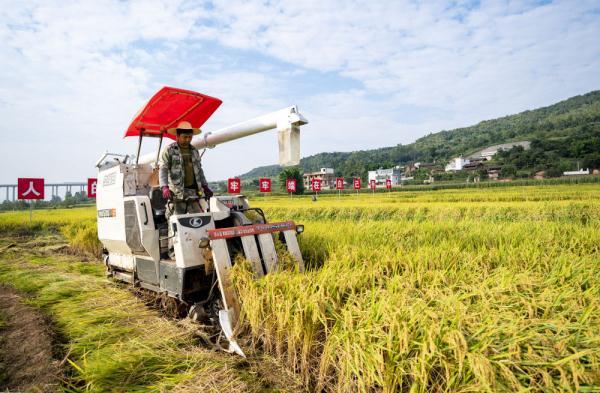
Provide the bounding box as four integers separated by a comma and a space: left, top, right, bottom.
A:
1, 0, 599, 184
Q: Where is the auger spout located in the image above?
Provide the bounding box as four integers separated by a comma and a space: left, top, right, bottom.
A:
137, 106, 308, 167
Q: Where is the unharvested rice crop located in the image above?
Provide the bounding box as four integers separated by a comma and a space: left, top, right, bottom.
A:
233, 184, 600, 392
0, 184, 598, 392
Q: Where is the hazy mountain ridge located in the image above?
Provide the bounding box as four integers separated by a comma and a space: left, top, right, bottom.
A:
239, 90, 600, 179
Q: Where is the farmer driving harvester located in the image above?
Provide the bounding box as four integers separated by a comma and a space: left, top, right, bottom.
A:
158, 121, 214, 219
97, 86, 307, 355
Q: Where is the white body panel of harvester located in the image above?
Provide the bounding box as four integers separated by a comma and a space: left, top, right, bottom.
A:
96, 104, 308, 356
171, 212, 215, 268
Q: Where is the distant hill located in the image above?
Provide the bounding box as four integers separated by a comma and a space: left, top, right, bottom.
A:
238, 164, 282, 179
239, 90, 600, 179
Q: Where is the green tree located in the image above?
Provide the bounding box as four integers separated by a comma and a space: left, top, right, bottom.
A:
279, 167, 304, 195
501, 165, 517, 178
62, 191, 75, 207
545, 166, 562, 178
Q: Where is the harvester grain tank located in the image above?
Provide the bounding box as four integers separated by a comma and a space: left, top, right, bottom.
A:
95, 87, 308, 356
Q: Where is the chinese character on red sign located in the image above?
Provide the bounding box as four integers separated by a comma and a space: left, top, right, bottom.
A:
286, 178, 297, 193
227, 178, 241, 194
311, 178, 322, 192
386, 179, 392, 189
370, 180, 376, 190
259, 178, 271, 192
18, 178, 44, 200
335, 177, 344, 190
353, 178, 361, 190
87, 178, 97, 198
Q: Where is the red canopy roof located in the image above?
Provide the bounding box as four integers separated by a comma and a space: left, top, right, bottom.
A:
124, 86, 222, 140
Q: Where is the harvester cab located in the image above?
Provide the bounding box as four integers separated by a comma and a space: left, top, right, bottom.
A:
95, 87, 308, 356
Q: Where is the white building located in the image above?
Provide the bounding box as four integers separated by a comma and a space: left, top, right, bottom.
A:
563, 169, 590, 176
445, 156, 470, 172
368, 167, 401, 186
303, 168, 336, 189
469, 141, 531, 161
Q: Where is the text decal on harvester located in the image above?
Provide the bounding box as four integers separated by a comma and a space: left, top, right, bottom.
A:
207, 221, 296, 240
103, 173, 117, 187
98, 209, 117, 218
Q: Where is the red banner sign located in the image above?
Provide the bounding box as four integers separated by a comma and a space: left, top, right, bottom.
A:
335, 177, 344, 190
227, 178, 241, 194
311, 178, 322, 192
386, 179, 392, 189
259, 177, 271, 192
370, 180, 376, 190
87, 178, 97, 198
286, 178, 297, 193
18, 178, 44, 200
353, 177, 361, 190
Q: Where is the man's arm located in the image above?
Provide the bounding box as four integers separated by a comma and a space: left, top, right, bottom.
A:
196, 161, 208, 187
158, 149, 170, 188
197, 162, 213, 198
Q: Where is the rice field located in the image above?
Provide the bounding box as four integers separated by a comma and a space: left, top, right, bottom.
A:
235, 184, 600, 392
0, 183, 599, 392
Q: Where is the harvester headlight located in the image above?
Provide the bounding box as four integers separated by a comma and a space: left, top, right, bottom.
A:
199, 237, 211, 249
295, 225, 304, 235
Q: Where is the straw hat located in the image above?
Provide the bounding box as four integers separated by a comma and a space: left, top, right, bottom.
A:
167, 120, 201, 136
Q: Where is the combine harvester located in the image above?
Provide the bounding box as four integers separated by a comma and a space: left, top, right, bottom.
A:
94, 87, 308, 356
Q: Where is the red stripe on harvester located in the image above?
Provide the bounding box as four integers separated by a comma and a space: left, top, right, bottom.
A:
208, 221, 296, 240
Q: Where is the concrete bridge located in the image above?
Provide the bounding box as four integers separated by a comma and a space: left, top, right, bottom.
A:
0, 183, 87, 202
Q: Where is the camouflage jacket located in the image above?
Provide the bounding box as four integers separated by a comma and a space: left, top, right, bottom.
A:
158, 143, 208, 199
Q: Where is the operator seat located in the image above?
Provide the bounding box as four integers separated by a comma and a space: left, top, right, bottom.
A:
149, 187, 169, 258
149, 187, 167, 219
148, 169, 167, 216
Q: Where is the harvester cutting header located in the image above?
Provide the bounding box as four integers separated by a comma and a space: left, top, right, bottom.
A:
95, 87, 308, 356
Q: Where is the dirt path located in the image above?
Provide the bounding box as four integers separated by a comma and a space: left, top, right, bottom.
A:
0, 284, 62, 392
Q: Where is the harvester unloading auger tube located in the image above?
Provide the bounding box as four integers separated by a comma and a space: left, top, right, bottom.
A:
94, 87, 308, 356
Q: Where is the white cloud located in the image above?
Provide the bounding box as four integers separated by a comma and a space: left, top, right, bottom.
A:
0, 0, 201, 184
198, 0, 599, 122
